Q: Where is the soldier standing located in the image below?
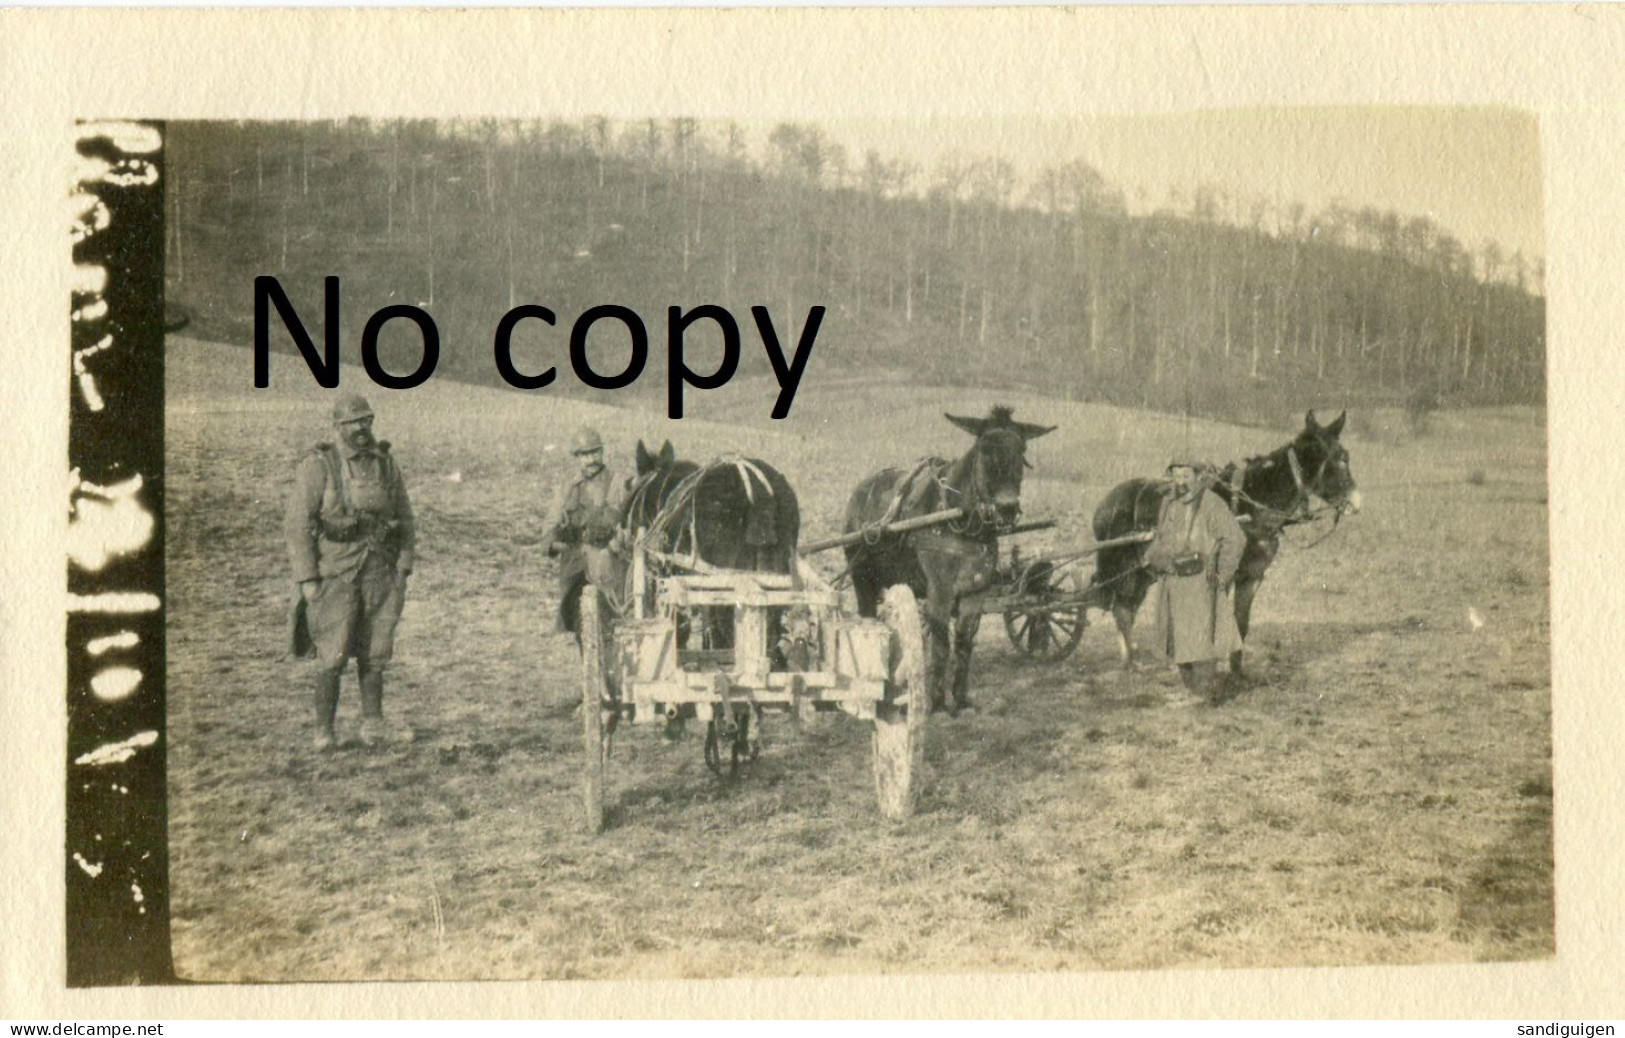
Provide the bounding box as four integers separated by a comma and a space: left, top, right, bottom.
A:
285, 394, 416, 749
1144, 457, 1246, 702
546, 426, 627, 639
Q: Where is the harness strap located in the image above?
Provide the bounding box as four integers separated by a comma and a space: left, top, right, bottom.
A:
729, 457, 772, 505
1226, 464, 1246, 505
1179, 487, 1206, 554
909, 528, 995, 559
882, 458, 937, 527
315, 443, 352, 513
638, 456, 782, 564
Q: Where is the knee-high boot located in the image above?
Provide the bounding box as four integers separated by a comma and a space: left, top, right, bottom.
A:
358, 667, 386, 745
313, 671, 341, 749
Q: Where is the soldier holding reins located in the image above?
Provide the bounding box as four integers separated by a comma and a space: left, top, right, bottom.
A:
546, 426, 628, 639
1144, 457, 1246, 703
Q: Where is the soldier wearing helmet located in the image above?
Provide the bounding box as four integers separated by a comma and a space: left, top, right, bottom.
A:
545, 425, 628, 639
1143, 455, 1245, 703
284, 393, 416, 749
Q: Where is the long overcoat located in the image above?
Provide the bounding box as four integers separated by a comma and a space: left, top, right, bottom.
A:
1145, 487, 1246, 664
284, 440, 416, 662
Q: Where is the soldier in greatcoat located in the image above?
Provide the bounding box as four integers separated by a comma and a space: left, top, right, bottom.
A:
545, 426, 628, 639
284, 394, 416, 749
1144, 457, 1246, 701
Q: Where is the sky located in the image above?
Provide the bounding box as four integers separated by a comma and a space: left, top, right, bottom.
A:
789, 107, 1545, 263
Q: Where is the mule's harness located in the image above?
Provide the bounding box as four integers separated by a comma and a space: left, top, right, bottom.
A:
1224, 446, 1348, 548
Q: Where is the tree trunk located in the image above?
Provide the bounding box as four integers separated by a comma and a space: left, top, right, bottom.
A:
484, 147, 496, 215
1462, 310, 1475, 383
904, 248, 915, 323
1249, 294, 1261, 380
386, 135, 397, 240
1088, 273, 1103, 353
280, 157, 292, 271
506, 219, 516, 309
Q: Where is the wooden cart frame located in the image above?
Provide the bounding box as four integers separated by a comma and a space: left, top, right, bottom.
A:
578, 550, 926, 833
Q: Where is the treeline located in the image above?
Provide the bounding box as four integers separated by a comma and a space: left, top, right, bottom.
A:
168, 119, 1545, 422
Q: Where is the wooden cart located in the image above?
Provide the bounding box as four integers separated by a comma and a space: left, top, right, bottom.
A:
959, 532, 1151, 662
577, 547, 927, 833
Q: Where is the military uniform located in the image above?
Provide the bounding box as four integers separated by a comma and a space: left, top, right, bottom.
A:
284, 395, 416, 747
547, 462, 627, 634
1144, 469, 1245, 679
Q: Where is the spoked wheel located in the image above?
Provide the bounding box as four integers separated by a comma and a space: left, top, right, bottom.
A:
872, 584, 926, 822
579, 591, 610, 833
1003, 560, 1087, 662
703, 709, 757, 779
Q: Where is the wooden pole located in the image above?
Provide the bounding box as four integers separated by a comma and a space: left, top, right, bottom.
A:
798, 508, 967, 556
1081, 530, 1155, 552
1003, 519, 1058, 538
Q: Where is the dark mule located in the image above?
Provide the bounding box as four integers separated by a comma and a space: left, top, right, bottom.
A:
1088, 409, 1363, 675
843, 407, 1055, 715
620, 439, 800, 576
619, 440, 800, 684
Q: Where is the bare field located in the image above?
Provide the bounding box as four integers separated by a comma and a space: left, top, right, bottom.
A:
166, 337, 1552, 981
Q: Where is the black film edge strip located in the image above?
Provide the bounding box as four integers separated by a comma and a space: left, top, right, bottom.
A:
67, 120, 176, 987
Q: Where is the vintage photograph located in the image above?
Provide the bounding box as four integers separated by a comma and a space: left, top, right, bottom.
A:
158, 109, 1551, 982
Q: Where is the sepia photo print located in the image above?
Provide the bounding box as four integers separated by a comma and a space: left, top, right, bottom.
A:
152, 107, 1552, 983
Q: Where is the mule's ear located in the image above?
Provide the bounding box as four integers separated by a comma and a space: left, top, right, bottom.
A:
1304, 409, 1320, 432
1324, 411, 1347, 438
635, 440, 653, 472
945, 413, 986, 437
1015, 421, 1057, 441
659, 440, 676, 466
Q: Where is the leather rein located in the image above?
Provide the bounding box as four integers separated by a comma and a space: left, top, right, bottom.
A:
1225, 446, 1349, 547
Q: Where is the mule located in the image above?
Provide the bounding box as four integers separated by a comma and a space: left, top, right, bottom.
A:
620, 439, 800, 577
843, 406, 1056, 715
1088, 409, 1363, 676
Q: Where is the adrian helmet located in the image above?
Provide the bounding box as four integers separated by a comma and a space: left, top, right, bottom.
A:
571, 427, 604, 455
331, 393, 375, 425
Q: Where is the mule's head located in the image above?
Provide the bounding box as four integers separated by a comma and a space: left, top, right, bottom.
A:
633, 439, 677, 478
624, 439, 683, 532
1294, 410, 1362, 515
945, 405, 1056, 526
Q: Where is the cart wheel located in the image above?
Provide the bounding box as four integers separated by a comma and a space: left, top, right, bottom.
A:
580, 591, 609, 833
1003, 561, 1087, 662
704, 710, 755, 779
873, 584, 926, 821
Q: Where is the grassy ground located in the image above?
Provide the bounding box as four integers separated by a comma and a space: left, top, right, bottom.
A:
166, 337, 1552, 980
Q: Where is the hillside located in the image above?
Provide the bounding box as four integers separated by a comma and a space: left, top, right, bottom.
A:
166, 119, 1546, 426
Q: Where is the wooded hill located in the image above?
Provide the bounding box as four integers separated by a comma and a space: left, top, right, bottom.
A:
167, 119, 1545, 424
